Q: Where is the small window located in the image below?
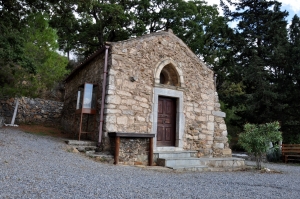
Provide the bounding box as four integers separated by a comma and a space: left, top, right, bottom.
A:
160, 73, 166, 84
159, 64, 179, 86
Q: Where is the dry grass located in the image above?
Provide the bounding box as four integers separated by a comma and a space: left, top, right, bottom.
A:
17, 124, 74, 139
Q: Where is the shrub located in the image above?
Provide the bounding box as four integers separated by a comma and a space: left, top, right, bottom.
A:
238, 121, 282, 169
266, 147, 281, 162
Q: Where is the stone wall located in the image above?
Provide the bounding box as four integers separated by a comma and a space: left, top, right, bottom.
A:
62, 30, 231, 164
0, 97, 63, 126
109, 137, 150, 165
105, 30, 230, 158
62, 50, 106, 140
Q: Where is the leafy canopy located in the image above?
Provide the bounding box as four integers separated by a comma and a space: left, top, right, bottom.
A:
239, 121, 282, 169
0, 1, 68, 98
49, 0, 230, 68
219, 0, 300, 144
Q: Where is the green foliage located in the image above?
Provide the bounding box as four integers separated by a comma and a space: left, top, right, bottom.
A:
283, 133, 300, 144
219, 0, 300, 145
266, 147, 281, 163
238, 121, 282, 169
48, 0, 230, 67
49, 0, 138, 57
220, 101, 243, 147
220, 0, 289, 124
24, 13, 69, 96
279, 15, 300, 143
0, 2, 68, 98
0, 9, 36, 97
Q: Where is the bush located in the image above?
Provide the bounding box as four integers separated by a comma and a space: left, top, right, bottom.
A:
266, 147, 281, 162
238, 121, 282, 169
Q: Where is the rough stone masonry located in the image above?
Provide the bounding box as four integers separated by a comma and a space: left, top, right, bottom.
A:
62, 30, 231, 165
0, 97, 63, 127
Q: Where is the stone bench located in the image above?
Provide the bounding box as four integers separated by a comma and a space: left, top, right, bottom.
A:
108, 132, 155, 166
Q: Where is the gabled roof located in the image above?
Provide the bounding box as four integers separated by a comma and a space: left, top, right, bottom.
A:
64, 29, 212, 83
108, 29, 211, 71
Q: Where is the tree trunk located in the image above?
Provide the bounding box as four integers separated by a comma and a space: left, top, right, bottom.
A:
255, 154, 262, 170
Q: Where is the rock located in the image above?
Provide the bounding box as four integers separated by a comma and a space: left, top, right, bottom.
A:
134, 161, 143, 165
77, 147, 86, 152
197, 152, 204, 158
72, 147, 79, 153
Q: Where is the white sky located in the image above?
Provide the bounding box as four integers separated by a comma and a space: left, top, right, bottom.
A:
206, 0, 300, 21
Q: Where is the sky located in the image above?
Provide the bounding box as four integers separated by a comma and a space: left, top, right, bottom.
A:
206, 0, 300, 22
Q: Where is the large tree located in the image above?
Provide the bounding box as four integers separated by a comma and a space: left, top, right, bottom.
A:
24, 13, 69, 97
282, 14, 300, 142
48, 0, 230, 67
0, 0, 36, 97
220, 0, 296, 141
49, 0, 140, 58
0, 0, 68, 98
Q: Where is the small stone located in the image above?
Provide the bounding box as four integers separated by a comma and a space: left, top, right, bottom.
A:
134, 161, 143, 165
212, 111, 226, 118
223, 148, 232, 155
197, 152, 204, 158
72, 147, 79, 153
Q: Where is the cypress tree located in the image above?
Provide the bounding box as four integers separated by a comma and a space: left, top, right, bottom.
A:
282, 15, 300, 142
220, 0, 289, 125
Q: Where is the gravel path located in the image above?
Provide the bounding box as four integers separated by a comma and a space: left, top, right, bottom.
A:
1, 128, 300, 199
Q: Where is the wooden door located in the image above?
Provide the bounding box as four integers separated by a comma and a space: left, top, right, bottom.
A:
157, 97, 176, 146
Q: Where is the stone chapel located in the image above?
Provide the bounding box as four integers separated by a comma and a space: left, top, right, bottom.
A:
62, 29, 239, 167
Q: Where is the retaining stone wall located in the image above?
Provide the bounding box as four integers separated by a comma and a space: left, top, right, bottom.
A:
0, 97, 63, 126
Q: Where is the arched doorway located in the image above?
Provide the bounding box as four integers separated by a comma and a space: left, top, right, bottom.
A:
152, 58, 185, 150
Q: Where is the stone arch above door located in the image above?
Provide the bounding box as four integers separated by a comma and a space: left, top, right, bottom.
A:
154, 58, 185, 88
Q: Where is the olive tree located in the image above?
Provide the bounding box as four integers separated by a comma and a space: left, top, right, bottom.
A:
238, 121, 282, 170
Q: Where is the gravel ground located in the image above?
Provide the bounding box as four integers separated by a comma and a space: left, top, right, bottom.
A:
1, 128, 300, 199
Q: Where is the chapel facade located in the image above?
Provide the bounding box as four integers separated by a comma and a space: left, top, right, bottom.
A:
62, 30, 232, 165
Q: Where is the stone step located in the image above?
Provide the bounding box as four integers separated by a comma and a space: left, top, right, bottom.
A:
75, 146, 97, 152
88, 153, 114, 159
65, 140, 97, 146
154, 151, 197, 159
157, 157, 205, 168
170, 165, 208, 172
232, 153, 250, 160
202, 157, 246, 168
157, 157, 246, 169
